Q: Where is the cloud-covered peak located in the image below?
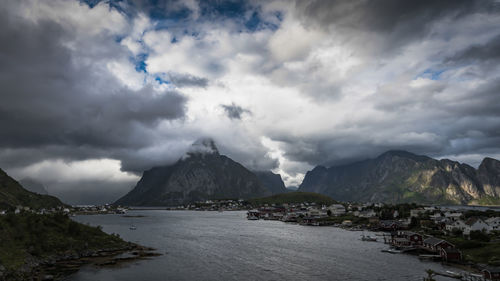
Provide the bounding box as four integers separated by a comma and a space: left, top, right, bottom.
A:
186, 138, 220, 156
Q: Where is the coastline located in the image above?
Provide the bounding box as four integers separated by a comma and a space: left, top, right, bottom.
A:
8, 243, 160, 281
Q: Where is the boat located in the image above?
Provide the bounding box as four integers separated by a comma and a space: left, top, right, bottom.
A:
381, 249, 402, 254
361, 234, 377, 242
129, 225, 137, 230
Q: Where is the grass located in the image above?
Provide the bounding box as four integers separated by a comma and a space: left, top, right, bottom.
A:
436, 234, 500, 265
0, 212, 128, 271
247, 192, 338, 206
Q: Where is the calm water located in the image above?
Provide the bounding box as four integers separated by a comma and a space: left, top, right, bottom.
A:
69, 211, 463, 281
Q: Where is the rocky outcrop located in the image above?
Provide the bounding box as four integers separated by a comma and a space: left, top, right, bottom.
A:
115, 139, 272, 206
299, 150, 500, 205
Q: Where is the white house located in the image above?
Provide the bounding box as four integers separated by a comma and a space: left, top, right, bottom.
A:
445, 219, 467, 233
444, 212, 462, 221
328, 204, 346, 216
486, 217, 500, 232
463, 217, 490, 235
410, 208, 425, 218
358, 209, 377, 218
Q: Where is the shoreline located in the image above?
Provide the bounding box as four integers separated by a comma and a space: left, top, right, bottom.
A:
7, 243, 160, 281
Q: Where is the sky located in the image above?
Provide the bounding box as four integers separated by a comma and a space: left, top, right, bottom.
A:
1, 0, 500, 204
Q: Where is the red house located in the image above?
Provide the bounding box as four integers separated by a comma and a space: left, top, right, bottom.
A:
405, 231, 423, 246
483, 267, 500, 280
422, 237, 454, 252
440, 247, 462, 262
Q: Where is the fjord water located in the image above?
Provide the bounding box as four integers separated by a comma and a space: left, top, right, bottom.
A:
70, 211, 460, 281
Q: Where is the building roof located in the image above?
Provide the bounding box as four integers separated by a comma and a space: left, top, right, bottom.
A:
465, 217, 484, 226
441, 247, 461, 254
423, 237, 445, 246
394, 238, 409, 242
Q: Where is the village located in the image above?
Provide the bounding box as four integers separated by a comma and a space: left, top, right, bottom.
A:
246, 202, 500, 281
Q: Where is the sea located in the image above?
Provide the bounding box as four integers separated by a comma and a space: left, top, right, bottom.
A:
68, 210, 467, 281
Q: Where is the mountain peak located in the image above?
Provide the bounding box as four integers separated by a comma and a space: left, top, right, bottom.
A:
186, 138, 219, 156
377, 150, 431, 162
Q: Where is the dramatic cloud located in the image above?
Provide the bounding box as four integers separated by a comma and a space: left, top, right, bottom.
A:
220, 103, 252, 120
1, 0, 500, 203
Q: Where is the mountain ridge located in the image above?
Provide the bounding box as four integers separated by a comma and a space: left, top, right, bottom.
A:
299, 150, 500, 205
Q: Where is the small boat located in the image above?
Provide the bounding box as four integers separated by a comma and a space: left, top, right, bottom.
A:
361, 234, 377, 242
129, 225, 137, 230
381, 249, 401, 254
445, 271, 461, 278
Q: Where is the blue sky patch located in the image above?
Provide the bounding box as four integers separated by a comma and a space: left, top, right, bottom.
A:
419, 68, 446, 80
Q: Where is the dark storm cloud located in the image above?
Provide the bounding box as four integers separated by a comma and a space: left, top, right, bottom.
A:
294, 0, 498, 53
446, 35, 500, 64
0, 4, 186, 165
220, 103, 251, 120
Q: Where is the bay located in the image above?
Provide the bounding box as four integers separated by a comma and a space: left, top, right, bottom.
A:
69, 210, 463, 281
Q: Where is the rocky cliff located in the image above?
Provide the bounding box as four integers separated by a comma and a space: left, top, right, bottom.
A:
298, 151, 500, 205
115, 139, 272, 206
253, 171, 288, 195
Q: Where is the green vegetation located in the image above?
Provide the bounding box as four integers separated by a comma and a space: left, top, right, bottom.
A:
474, 195, 500, 206
445, 235, 500, 265
247, 192, 337, 206
0, 212, 127, 272
0, 168, 65, 210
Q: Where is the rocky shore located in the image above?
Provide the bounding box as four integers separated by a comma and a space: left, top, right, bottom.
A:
0, 243, 160, 281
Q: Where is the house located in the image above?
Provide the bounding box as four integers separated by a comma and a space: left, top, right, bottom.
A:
410, 208, 425, 218
444, 211, 462, 221
358, 209, 376, 218
445, 219, 467, 233
440, 247, 462, 262
464, 217, 490, 235
328, 204, 346, 216
391, 231, 423, 247
483, 267, 500, 280
405, 231, 424, 246
486, 217, 500, 232
342, 220, 352, 226
379, 220, 400, 230
422, 237, 454, 252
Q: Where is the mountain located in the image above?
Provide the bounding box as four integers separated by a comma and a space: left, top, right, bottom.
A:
298, 150, 500, 205
19, 178, 48, 195
115, 139, 272, 206
286, 186, 299, 191
253, 171, 288, 194
0, 168, 65, 210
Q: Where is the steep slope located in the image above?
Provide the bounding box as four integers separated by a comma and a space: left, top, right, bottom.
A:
254, 171, 288, 194
299, 151, 500, 205
115, 139, 272, 206
0, 169, 65, 210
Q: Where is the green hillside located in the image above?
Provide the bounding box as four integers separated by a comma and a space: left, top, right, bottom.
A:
0, 168, 65, 210
0, 212, 128, 279
248, 192, 338, 206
